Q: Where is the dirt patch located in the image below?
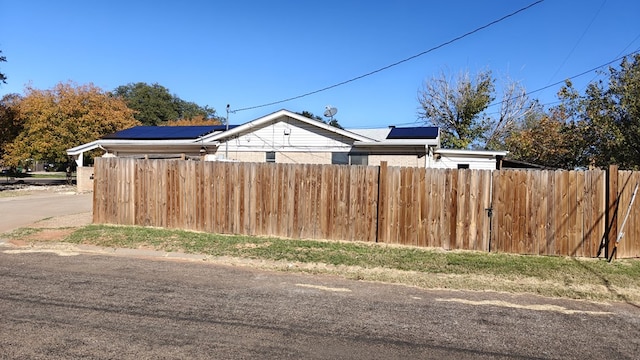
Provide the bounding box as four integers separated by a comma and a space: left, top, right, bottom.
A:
13, 228, 77, 242
30, 212, 92, 229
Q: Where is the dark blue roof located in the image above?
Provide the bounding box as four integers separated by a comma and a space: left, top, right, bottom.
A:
386, 126, 439, 140
102, 125, 238, 140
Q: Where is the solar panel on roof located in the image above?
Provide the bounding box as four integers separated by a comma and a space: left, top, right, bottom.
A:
102, 125, 238, 140
386, 127, 439, 140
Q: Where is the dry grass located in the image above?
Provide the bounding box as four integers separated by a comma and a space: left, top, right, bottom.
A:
4, 222, 640, 304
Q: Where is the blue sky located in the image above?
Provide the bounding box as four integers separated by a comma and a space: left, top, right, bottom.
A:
1, 0, 639, 128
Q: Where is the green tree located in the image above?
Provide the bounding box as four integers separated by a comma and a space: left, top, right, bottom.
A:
297, 110, 343, 129
418, 70, 495, 149
418, 70, 536, 150
556, 54, 640, 169
2, 82, 139, 167
113, 82, 217, 125
0, 50, 7, 84
0, 93, 23, 162
503, 104, 586, 169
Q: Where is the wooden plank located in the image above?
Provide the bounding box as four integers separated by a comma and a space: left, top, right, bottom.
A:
337, 165, 347, 241
434, 169, 445, 248
606, 165, 619, 259
567, 171, 579, 256
383, 166, 395, 244
524, 170, 534, 254
557, 170, 569, 256
617, 171, 639, 258
400, 167, 412, 246
592, 169, 604, 257
582, 170, 593, 257
365, 166, 378, 242
527, 170, 538, 254
492, 170, 503, 253
575, 171, 586, 257
481, 170, 491, 252
376, 162, 388, 243
515, 171, 526, 254
507, 170, 518, 254
469, 170, 478, 250
492, 170, 503, 252
349, 166, 363, 242
416, 168, 427, 248
452, 170, 470, 250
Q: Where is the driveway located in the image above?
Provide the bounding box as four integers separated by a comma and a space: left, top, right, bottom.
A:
0, 188, 92, 234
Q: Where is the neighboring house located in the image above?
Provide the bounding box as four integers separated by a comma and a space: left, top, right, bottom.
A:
67, 109, 507, 186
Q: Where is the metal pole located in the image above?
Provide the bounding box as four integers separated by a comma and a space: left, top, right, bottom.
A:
225, 104, 230, 159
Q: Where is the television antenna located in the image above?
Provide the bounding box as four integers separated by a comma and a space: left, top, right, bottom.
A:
323, 105, 338, 122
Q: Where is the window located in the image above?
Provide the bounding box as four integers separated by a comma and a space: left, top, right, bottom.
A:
266, 151, 276, 163
457, 164, 469, 169
331, 152, 349, 165
350, 154, 368, 166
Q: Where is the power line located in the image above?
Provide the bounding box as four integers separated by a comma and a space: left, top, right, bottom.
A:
487, 49, 640, 110
546, 0, 607, 84
232, 0, 545, 113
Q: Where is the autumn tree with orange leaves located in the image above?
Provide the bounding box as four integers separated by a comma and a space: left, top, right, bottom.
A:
1, 82, 139, 167
165, 115, 221, 126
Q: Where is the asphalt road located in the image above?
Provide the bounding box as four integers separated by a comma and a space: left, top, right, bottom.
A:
0, 191, 92, 233
1, 248, 639, 359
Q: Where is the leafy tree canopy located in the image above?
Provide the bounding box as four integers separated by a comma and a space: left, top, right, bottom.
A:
113, 82, 218, 125
418, 69, 535, 150
418, 70, 495, 149
297, 110, 344, 129
501, 54, 640, 169
0, 93, 23, 162
2, 82, 139, 167
503, 104, 586, 169
580, 54, 640, 169
166, 115, 222, 126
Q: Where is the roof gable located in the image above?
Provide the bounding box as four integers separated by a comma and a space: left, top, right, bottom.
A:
202, 109, 373, 143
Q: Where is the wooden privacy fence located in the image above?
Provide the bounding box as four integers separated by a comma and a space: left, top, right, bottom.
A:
93, 158, 640, 258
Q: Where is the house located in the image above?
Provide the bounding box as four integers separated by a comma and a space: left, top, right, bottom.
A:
67, 109, 507, 191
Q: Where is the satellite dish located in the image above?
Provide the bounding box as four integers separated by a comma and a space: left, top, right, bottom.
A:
323, 105, 338, 119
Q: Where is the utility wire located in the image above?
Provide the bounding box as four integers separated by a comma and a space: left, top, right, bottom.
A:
487, 49, 640, 110
232, 0, 545, 113
546, 0, 607, 84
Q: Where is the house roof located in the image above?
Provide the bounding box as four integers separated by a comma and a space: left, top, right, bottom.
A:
200, 109, 374, 143
66, 109, 445, 159
386, 126, 439, 139
348, 128, 391, 141
102, 125, 237, 140
353, 126, 440, 148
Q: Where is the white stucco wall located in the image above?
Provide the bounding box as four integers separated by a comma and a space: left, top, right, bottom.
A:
76, 166, 94, 193
429, 154, 498, 170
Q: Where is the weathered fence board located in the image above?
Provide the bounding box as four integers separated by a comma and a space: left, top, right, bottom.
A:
617, 171, 640, 258
490, 169, 607, 257
93, 158, 638, 258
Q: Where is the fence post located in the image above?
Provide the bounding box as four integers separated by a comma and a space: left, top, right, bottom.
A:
376, 161, 388, 243
606, 164, 619, 259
